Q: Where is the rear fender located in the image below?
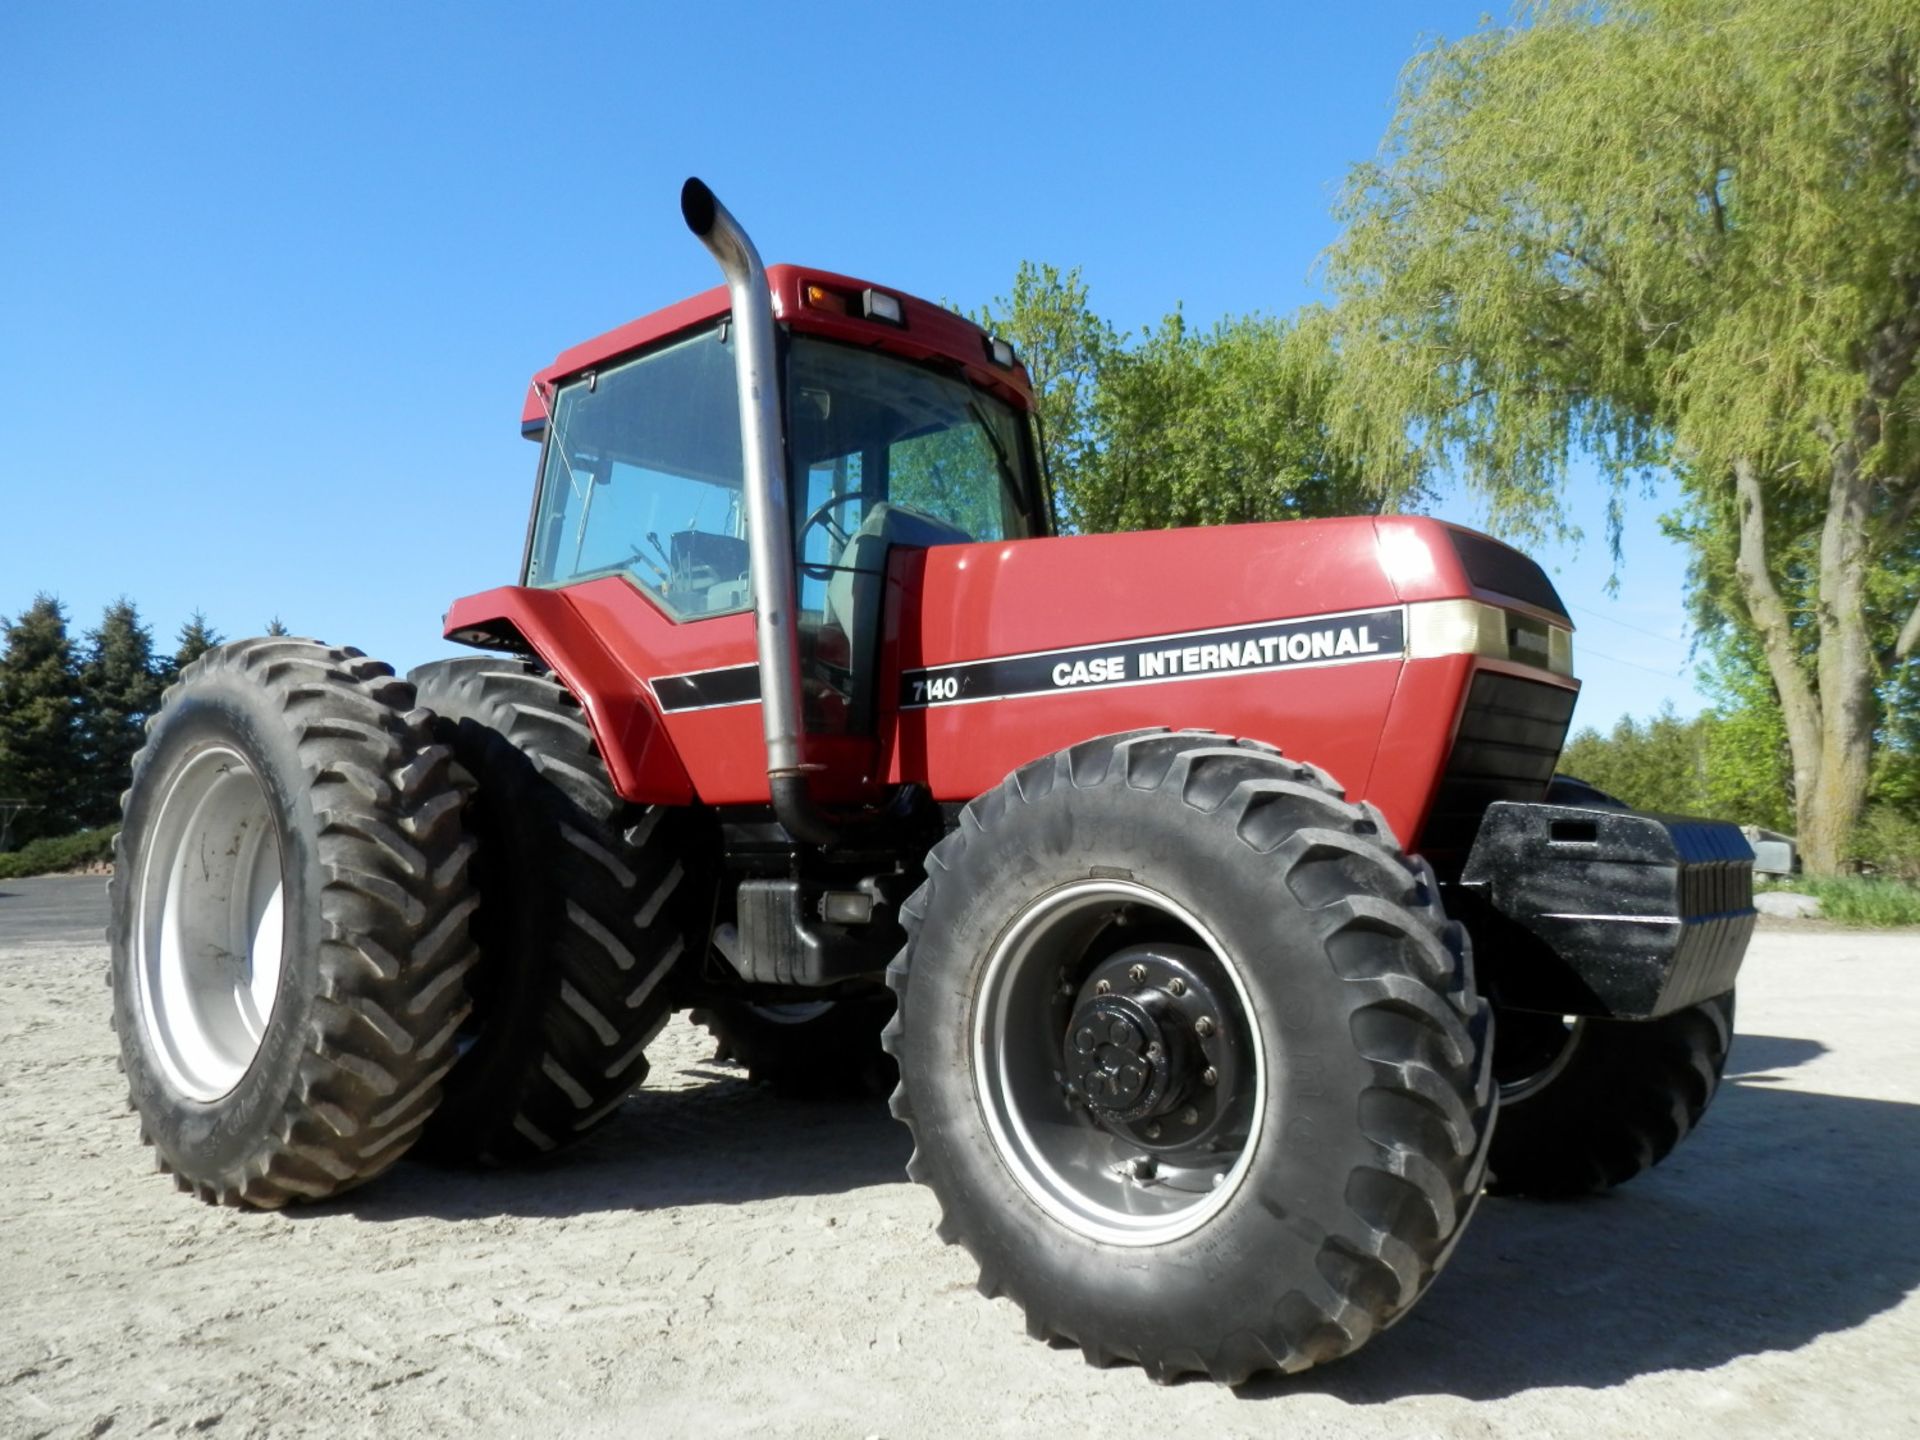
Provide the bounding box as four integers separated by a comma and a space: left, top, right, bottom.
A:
443, 586, 695, 805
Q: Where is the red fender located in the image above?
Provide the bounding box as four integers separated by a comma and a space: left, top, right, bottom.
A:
442, 585, 695, 805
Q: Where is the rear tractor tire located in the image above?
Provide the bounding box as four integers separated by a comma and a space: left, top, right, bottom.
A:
409, 657, 698, 1164
884, 729, 1495, 1384
108, 639, 480, 1207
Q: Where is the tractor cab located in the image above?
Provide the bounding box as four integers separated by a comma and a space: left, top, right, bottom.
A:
516, 266, 1048, 741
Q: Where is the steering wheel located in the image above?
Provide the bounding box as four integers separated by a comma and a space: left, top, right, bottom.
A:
798, 491, 864, 554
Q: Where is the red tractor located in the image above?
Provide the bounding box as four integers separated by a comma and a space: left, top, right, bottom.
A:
108, 180, 1755, 1384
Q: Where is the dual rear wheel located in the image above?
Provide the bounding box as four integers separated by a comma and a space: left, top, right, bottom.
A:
110, 644, 698, 1201
109, 640, 480, 1205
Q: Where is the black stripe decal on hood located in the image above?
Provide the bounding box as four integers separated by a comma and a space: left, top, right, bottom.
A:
650, 607, 1407, 715
900, 607, 1405, 709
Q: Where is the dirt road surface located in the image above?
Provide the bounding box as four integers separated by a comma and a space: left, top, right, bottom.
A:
2, 876, 1916, 1438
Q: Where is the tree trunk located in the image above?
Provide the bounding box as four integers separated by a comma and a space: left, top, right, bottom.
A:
1729, 458, 1827, 854
1801, 455, 1878, 876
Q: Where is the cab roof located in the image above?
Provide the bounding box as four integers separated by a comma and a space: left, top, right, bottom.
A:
520, 264, 1034, 438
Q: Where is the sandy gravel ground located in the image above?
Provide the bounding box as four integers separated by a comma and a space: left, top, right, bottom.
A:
2, 878, 1916, 1438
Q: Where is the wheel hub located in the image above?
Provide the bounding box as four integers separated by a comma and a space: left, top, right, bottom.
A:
1063, 944, 1238, 1149
974, 879, 1266, 1246
1064, 994, 1171, 1122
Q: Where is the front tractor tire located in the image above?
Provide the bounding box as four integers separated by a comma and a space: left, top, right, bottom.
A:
108, 639, 479, 1207
884, 730, 1494, 1384
693, 995, 897, 1099
1483, 772, 1737, 1198
408, 658, 696, 1164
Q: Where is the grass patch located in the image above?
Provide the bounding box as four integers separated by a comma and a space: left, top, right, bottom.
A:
0, 826, 118, 880
1762, 875, 1920, 927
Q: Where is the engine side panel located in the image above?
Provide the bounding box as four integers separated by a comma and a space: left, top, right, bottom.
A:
882, 517, 1450, 842
446, 516, 1581, 850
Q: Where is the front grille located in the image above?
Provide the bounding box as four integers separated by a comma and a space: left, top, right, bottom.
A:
1422, 671, 1577, 869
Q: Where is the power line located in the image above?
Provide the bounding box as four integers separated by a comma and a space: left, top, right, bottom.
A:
1576, 643, 1691, 678
1568, 601, 1687, 644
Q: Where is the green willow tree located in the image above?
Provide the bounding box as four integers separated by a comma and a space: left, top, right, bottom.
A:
976, 269, 1410, 533
1325, 0, 1920, 873
1081, 308, 1396, 532
973, 262, 1118, 529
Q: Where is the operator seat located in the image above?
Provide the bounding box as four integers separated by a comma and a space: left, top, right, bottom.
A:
826, 501, 973, 720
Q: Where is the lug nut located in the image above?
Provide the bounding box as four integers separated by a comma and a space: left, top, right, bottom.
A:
1195, 1016, 1215, 1038
1168, 978, 1187, 997
1128, 964, 1147, 985
1181, 1107, 1199, 1124
1109, 1019, 1134, 1046
1143, 1122, 1161, 1139
1094, 979, 1111, 995
1146, 1042, 1162, 1060
1202, 1066, 1219, 1087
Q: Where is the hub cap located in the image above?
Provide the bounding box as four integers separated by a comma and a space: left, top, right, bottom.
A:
133, 745, 287, 1101
973, 880, 1264, 1246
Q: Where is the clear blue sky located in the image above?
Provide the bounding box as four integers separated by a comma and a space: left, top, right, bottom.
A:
0, 4, 1704, 733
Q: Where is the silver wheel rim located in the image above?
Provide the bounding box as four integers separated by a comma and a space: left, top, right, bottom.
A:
972, 879, 1266, 1248
1498, 1016, 1587, 1102
134, 744, 287, 1102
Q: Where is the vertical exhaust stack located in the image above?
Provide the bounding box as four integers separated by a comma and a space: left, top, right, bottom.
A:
681, 177, 838, 846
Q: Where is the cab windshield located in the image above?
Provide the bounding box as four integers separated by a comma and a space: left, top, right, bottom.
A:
785, 334, 1040, 567
784, 335, 1041, 732
523, 324, 1042, 665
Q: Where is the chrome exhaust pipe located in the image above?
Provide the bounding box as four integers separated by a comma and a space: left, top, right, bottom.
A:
681, 177, 838, 845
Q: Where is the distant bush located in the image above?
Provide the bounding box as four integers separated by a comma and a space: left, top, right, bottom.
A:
0, 826, 118, 879
1762, 874, 1920, 928
1851, 805, 1920, 884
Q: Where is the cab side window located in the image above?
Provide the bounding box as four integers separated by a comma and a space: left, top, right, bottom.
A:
527, 328, 748, 617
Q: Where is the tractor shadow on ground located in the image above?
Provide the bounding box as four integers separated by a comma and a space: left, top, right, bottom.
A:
314, 1028, 1920, 1402
331, 1066, 914, 1223
1249, 1028, 1920, 1403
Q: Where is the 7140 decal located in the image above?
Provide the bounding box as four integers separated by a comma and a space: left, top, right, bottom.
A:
909, 674, 964, 704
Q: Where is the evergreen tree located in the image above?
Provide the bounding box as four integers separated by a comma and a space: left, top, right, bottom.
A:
0, 595, 83, 847
167, 610, 224, 680
1559, 706, 1712, 819
264, 616, 290, 637
78, 598, 163, 827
